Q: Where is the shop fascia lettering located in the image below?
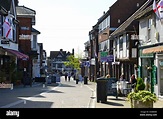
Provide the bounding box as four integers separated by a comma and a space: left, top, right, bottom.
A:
19, 34, 31, 39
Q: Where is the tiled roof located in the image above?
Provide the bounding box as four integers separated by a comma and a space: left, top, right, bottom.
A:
50, 51, 59, 59
50, 50, 72, 59
16, 6, 35, 16
110, 0, 152, 37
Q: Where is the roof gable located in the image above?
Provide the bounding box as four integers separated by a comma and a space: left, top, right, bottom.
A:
50, 50, 72, 59
16, 6, 36, 16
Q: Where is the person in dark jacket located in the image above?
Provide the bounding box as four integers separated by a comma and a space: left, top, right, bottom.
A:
130, 74, 137, 89
65, 72, 68, 81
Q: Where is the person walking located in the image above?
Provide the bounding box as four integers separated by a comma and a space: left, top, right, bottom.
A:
119, 74, 125, 81
130, 74, 137, 91
65, 72, 68, 81
68, 72, 71, 82
79, 74, 83, 84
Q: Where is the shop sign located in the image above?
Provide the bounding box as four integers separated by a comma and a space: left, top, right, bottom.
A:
19, 34, 31, 39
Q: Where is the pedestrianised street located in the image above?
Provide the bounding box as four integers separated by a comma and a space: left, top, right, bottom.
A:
0, 77, 96, 108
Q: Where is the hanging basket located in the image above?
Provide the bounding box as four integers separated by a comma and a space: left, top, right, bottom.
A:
147, 66, 152, 72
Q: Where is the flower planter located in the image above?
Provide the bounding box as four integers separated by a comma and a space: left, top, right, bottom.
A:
127, 90, 157, 108
131, 99, 153, 108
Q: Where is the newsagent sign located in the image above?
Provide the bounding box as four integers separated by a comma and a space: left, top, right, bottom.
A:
100, 51, 114, 63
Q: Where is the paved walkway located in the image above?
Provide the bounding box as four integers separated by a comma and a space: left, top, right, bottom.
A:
87, 81, 163, 108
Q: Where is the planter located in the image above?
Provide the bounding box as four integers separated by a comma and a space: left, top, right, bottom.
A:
127, 90, 158, 108
131, 99, 153, 108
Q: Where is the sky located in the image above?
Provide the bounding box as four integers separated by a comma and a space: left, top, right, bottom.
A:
18, 0, 117, 57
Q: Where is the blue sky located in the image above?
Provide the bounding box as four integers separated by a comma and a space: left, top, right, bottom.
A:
18, 0, 117, 56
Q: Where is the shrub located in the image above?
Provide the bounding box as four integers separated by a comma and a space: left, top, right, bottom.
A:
127, 90, 158, 103
135, 77, 145, 92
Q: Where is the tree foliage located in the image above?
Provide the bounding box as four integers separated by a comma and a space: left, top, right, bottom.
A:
64, 55, 80, 70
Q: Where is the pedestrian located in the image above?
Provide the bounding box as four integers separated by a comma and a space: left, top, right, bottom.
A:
73, 72, 76, 80
65, 72, 68, 81
79, 74, 83, 83
75, 71, 79, 84
119, 74, 125, 81
119, 74, 126, 95
105, 74, 110, 78
68, 72, 71, 82
130, 74, 137, 91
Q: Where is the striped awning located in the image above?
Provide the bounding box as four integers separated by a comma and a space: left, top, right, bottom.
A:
3, 48, 29, 60
142, 46, 163, 54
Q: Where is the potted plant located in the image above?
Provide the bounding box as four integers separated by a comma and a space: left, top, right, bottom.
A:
127, 90, 158, 108
127, 77, 158, 108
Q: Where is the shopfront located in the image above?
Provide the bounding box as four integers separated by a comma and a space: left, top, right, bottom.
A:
139, 50, 156, 94
139, 46, 163, 97
156, 54, 163, 96
0, 47, 29, 83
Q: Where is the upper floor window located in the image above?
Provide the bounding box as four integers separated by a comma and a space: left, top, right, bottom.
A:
147, 18, 152, 41
126, 34, 129, 48
99, 15, 110, 33
115, 39, 118, 51
119, 36, 123, 50
33, 35, 37, 49
99, 40, 108, 51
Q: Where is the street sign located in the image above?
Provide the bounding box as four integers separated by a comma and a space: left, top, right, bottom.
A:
107, 55, 114, 62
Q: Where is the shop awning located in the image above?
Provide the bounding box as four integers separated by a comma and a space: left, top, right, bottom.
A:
142, 46, 163, 54
3, 48, 29, 60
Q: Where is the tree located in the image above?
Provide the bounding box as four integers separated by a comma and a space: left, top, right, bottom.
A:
64, 55, 81, 70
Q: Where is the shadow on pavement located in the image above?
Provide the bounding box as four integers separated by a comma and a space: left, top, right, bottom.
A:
100, 101, 124, 107
59, 84, 76, 87
10, 100, 54, 108
107, 97, 126, 101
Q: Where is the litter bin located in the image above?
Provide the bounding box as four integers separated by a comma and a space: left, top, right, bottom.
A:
96, 77, 108, 103
84, 76, 88, 84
